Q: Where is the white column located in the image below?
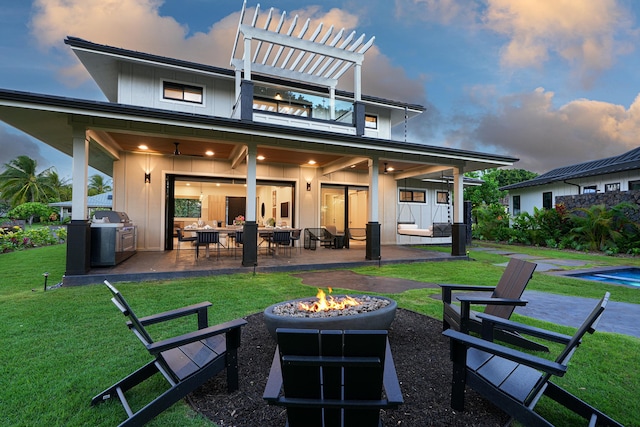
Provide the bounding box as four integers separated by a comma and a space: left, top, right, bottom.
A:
246, 144, 257, 222
354, 64, 362, 101
71, 127, 89, 220
368, 157, 379, 223
453, 165, 464, 223
329, 86, 336, 120
243, 36, 252, 80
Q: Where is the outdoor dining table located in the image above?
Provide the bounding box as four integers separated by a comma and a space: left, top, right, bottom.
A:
188, 227, 299, 257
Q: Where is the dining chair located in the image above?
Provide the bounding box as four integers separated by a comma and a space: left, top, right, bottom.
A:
176, 228, 197, 259
233, 231, 244, 258
196, 231, 220, 260
289, 229, 301, 253
269, 231, 292, 257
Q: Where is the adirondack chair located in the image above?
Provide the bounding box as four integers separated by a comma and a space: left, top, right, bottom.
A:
440, 258, 548, 352
263, 328, 403, 427
92, 280, 247, 427
443, 292, 623, 427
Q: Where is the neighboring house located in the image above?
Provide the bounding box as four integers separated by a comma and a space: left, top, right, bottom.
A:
501, 147, 640, 216
48, 191, 113, 219
0, 3, 517, 275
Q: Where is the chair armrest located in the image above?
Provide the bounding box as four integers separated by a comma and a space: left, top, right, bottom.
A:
477, 313, 573, 344
439, 284, 496, 304
136, 301, 213, 329
147, 318, 247, 354
263, 346, 283, 402
382, 339, 403, 406
443, 329, 567, 376
457, 297, 527, 306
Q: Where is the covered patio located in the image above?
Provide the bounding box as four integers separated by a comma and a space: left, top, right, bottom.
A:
63, 242, 462, 285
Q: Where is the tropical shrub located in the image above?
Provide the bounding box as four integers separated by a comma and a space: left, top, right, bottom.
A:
7, 202, 56, 225
0, 225, 66, 253
471, 203, 512, 241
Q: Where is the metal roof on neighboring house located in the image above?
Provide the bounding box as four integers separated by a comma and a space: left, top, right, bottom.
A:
500, 147, 640, 191
49, 191, 113, 208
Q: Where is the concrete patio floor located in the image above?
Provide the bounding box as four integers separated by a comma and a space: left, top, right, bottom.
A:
64, 242, 463, 285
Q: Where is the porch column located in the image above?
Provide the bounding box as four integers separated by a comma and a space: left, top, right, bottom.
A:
451, 165, 466, 256
366, 157, 381, 260
243, 144, 258, 267
66, 127, 91, 275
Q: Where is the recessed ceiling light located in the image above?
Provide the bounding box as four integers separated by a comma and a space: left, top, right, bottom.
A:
350, 164, 356, 168
308, 160, 316, 165
138, 144, 148, 150
257, 155, 265, 160
387, 166, 395, 172
186, 183, 191, 186
205, 150, 214, 156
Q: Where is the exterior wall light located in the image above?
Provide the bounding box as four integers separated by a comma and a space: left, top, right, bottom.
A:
306, 182, 311, 191
144, 172, 151, 184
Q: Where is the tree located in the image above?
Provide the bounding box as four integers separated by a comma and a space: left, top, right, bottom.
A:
0, 156, 56, 208
7, 202, 55, 225
44, 169, 72, 202
88, 174, 112, 196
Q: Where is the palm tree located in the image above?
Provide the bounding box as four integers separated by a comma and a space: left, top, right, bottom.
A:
0, 156, 56, 208
43, 169, 72, 202
88, 174, 112, 196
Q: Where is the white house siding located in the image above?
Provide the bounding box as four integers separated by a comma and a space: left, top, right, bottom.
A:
117, 62, 235, 117
508, 170, 640, 217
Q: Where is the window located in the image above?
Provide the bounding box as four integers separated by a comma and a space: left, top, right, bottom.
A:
605, 182, 620, 192
512, 195, 521, 215
583, 185, 597, 194
542, 192, 552, 209
399, 189, 426, 203
163, 81, 203, 104
174, 199, 201, 218
629, 180, 640, 191
436, 191, 449, 205
365, 114, 378, 129
253, 85, 353, 121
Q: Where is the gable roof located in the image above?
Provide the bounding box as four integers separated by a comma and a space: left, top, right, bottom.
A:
501, 146, 640, 191
49, 191, 113, 208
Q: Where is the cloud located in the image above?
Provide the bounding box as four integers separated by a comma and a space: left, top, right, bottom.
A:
483, 0, 634, 88
0, 124, 61, 173
29, 0, 428, 107
448, 87, 640, 173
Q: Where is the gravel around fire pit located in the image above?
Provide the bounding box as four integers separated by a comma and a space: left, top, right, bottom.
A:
188, 309, 509, 426
271, 295, 390, 318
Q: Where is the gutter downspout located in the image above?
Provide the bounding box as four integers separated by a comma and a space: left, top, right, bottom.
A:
564, 180, 581, 194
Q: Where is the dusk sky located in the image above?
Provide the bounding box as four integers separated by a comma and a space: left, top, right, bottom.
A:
1, 0, 639, 180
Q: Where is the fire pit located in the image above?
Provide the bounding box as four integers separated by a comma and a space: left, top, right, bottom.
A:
263, 289, 397, 338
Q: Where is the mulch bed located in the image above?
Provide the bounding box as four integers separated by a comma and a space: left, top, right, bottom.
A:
188, 309, 509, 426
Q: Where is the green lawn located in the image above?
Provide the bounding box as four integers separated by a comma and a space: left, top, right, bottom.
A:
1, 243, 638, 426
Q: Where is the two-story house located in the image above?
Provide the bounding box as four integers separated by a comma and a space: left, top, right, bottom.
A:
0, 3, 517, 276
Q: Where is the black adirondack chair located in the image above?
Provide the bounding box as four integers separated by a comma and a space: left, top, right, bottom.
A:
93, 280, 247, 427
440, 258, 548, 352
263, 328, 403, 427
443, 292, 623, 427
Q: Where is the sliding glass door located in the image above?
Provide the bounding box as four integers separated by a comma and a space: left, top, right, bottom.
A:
320, 185, 368, 234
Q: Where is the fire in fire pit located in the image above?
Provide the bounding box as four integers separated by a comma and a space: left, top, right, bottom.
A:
263, 288, 397, 338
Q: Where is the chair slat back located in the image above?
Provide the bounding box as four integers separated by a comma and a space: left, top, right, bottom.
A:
104, 281, 154, 345
271, 231, 291, 244
525, 292, 609, 405
485, 259, 536, 319
235, 231, 244, 244
276, 328, 388, 427
197, 231, 219, 244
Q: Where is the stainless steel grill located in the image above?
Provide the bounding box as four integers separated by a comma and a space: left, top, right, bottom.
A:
90, 210, 137, 266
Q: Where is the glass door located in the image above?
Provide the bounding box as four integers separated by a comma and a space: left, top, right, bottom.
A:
321, 185, 368, 234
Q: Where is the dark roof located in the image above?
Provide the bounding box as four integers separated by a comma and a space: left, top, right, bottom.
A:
64, 37, 425, 112
501, 146, 640, 190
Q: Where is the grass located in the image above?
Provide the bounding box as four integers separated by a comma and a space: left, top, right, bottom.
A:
1, 243, 639, 426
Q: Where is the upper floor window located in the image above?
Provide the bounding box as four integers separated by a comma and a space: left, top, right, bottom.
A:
365, 114, 378, 129
436, 191, 450, 205
542, 192, 552, 209
629, 180, 640, 191
163, 81, 203, 104
399, 189, 426, 203
605, 182, 620, 192
583, 185, 597, 194
253, 85, 353, 122
512, 195, 521, 215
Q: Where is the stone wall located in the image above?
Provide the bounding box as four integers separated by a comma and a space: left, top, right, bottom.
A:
556, 191, 640, 222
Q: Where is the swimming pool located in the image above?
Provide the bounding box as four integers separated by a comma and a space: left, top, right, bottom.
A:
569, 267, 640, 288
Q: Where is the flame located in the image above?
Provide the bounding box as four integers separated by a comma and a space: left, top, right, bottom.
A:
298, 288, 360, 312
